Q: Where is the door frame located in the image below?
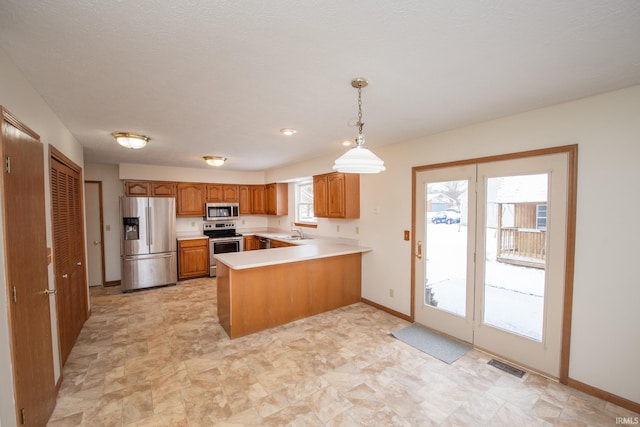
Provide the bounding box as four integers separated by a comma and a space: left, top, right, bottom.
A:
411, 144, 578, 383
84, 180, 105, 287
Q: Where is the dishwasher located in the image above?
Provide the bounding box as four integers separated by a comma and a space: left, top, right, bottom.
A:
258, 237, 271, 249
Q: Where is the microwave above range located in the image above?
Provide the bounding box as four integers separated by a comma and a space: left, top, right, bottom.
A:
205, 203, 240, 221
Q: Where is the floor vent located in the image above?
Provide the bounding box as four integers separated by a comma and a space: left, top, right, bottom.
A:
488, 359, 526, 378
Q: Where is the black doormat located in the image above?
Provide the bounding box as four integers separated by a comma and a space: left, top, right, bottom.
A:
488, 359, 526, 378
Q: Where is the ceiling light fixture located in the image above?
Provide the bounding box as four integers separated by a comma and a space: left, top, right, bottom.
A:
203, 156, 227, 167
111, 132, 149, 149
333, 78, 385, 174
280, 128, 297, 136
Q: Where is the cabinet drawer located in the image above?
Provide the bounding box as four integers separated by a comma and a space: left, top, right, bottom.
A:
178, 238, 208, 248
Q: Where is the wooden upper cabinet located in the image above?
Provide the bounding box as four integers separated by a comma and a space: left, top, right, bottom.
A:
124, 181, 151, 196
314, 172, 360, 218
239, 185, 252, 214
151, 182, 176, 197
177, 183, 205, 216
266, 183, 288, 215
206, 184, 223, 202
250, 185, 266, 214
206, 184, 239, 202
313, 175, 329, 218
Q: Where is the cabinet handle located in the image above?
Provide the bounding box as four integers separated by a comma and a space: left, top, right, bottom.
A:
416, 240, 422, 260
76, 262, 82, 266
62, 274, 68, 278
43, 288, 57, 295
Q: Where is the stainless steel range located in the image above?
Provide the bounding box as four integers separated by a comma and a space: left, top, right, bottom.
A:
203, 222, 243, 277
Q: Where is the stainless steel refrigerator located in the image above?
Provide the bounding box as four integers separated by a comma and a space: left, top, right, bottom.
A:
120, 196, 177, 291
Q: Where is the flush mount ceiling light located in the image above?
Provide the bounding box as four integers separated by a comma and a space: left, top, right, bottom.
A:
203, 156, 227, 167
280, 128, 297, 136
333, 78, 385, 174
111, 132, 149, 149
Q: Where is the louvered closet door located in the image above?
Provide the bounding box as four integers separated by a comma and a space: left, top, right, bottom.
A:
51, 157, 88, 366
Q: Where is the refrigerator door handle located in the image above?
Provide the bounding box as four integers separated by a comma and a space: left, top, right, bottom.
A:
148, 206, 153, 246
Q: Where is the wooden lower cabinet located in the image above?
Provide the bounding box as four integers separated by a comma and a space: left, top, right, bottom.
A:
178, 238, 209, 280
269, 239, 294, 248
244, 235, 260, 251
216, 253, 362, 338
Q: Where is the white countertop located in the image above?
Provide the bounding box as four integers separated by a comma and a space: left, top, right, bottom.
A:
215, 241, 371, 270
176, 234, 208, 241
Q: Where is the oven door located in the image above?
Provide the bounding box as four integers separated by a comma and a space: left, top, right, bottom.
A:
209, 238, 242, 277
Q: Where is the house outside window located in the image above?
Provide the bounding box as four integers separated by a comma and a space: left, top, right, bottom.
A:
295, 180, 316, 224
536, 204, 547, 230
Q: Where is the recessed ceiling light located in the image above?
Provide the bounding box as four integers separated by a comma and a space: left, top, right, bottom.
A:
280, 128, 297, 136
341, 140, 353, 147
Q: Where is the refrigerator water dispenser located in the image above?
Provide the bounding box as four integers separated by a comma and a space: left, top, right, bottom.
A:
123, 217, 139, 240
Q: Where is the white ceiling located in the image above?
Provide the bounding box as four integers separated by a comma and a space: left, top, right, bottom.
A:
1, 1, 639, 171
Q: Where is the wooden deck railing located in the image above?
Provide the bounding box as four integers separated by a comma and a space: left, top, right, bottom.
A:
497, 227, 546, 268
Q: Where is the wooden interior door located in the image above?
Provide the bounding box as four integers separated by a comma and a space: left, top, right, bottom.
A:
50, 150, 88, 366
1, 108, 56, 426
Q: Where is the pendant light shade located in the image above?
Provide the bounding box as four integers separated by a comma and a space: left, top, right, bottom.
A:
333, 138, 386, 173
333, 78, 385, 174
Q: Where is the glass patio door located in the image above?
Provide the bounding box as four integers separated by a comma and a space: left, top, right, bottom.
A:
414, 152, 569, 377
414, 164, 476, 343
473, 153, 568, 376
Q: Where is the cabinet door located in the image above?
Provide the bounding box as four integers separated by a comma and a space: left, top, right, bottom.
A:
222, 185, 239, 202
178, 239, 209, 279
327, 173, 346, 217
151, 182, 176, 197
244, 235, 259, 251
177, 183, 205, 216
250, 185, 266, 214
239, 185, 252, 214
313, 175, 328, 217
206, 184, 223, 202
124, 181, 151, 196
266, 183, 288, 215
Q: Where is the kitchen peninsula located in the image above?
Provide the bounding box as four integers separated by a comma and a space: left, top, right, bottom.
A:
215, 241, 370, 338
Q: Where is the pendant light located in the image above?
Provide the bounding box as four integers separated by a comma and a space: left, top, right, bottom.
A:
333, 78, 385, 174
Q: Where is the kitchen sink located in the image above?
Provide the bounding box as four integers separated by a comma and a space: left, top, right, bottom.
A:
271, 234, 311, 240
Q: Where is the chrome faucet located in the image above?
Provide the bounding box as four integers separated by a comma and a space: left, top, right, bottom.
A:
291, 228, 304, 239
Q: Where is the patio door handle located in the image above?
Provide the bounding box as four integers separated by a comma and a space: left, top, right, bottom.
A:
416, 240, 422, 259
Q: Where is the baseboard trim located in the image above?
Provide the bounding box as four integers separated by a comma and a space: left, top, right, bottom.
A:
103, 280, 120, 287
361, 298, 412, 322
567, 377, 640, 414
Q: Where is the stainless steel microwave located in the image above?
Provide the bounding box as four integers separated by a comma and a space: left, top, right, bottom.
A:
205, 203, 240, 221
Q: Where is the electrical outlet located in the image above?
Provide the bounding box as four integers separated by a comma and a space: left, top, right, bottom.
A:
356, 226, 359, 234
242, 219, 246, 225
105, 224, 111, 231
278, 219, 281, 225
389, 289, 394, 297
336, 225, 340, 232
191, 221, 196, 227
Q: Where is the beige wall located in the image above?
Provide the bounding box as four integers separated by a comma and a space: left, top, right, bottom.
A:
268, 85, 640, 404
0, 47, 84, 427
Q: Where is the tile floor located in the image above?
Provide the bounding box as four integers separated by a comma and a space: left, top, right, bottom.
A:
47, 278, 637, 426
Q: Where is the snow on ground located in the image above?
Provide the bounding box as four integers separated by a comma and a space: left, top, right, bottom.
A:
424, 223, 544, 341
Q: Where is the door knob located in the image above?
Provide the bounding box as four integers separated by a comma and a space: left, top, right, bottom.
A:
43, 288, 57, 295
93, 240, 101, 245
